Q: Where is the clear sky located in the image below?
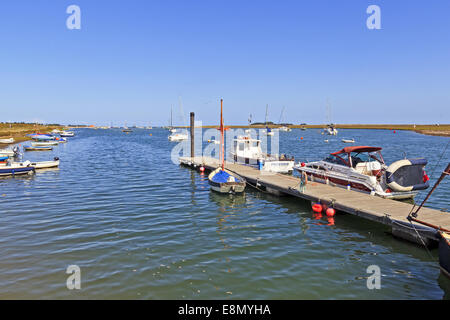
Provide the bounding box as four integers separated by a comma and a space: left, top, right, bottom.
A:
0, 0, 449, 126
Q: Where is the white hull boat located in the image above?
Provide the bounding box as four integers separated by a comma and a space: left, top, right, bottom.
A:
342, 139, 355, 143
231, 135, 294, 173
0, 138, 14, 144
0, 146, 20, 158
32, 141, 59, 146
12, 157, 60, 169
60, 131, 75, 137
0, 160, 35, 176
168, 132, 188, 142
294, 146, 429, 199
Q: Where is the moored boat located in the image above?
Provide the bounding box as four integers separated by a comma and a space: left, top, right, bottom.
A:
439, 231, 450, 279
12, 157, 60, 169
0, 161, 35, 176
24, 146, 53, 151
0, 146, 20, 158
294, 146, 429, 199
31, 141, 59, 146
168, 131, 188, 142
208, 99, 246, 194
60, 131, 75, 137
231, 135, 294, 173
0, 138, 14, 144
208, 167, 246, 194
342, 139, 355, 143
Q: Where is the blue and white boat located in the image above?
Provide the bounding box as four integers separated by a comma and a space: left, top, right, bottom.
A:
0, 161, 35, 176
208, 99, 246, 194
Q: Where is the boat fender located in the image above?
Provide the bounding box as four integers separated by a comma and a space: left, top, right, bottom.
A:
312, 203, 323, 213
386, 158, 429, 192
326, 208, 335, 217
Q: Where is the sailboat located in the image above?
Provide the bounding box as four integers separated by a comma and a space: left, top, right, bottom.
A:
278, 107, 292, 132
264, 104, 274, 136
208, 99, 246, 194
169, 105, 176, 133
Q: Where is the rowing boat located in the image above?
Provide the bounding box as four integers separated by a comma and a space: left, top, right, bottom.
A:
24, 146, 53, 151
0, 161, 35, 176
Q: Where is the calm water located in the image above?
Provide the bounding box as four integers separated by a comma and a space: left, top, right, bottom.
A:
0, 128, 449, 299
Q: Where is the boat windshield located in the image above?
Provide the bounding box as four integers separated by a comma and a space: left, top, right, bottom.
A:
324, 155, 348, 166
350, 152, 383, 167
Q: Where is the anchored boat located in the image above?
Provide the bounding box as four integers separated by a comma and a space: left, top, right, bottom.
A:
0, 138, 14, 144
60, 131, 75, 137
208, 99, 246, 194
168, 131, 188, 142
231, 135, 294, 173
31, 141, 59, 146
0, 161, 35, 176
294, 146, 429, 199
12, 157, 60, 169
24, 146, 53, 152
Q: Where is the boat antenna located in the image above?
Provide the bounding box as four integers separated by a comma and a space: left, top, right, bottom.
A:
408, 162, 450, 223
220, 99, 225, 170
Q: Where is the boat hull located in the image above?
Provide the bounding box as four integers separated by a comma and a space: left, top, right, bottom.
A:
232, 154, 294, 173
294, 166, 418, 200
439, 232, 450, 279
0, 166, 34, 176
208, 168, 246, 194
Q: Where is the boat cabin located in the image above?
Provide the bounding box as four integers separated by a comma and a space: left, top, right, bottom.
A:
325, 146, 385, 175
233, 136, 262, 159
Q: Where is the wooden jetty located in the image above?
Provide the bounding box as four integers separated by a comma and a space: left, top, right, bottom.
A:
180, 156, 450, 247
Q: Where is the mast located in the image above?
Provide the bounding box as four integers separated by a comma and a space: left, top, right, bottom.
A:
220, 99, 225, 170
170, 105, 173, 128
265, 104, 269, 125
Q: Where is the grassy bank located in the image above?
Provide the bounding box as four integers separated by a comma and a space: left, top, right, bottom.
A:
0, 123, 63, 144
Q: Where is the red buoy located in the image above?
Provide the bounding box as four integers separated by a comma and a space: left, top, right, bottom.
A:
199, 166, 205, 173
312, 203, 323, 213
326, 208, 335, 217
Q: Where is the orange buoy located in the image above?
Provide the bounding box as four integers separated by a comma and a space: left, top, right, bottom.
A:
312, 203, 323, 213
300, 137, 303, 140
326, 208, 335, 217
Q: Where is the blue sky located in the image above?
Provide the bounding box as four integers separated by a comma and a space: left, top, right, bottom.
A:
0, 0, 449, 126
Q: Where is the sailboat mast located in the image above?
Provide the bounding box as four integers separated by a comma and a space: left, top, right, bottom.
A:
265, 104, 268, 125
220, 99, 225, 170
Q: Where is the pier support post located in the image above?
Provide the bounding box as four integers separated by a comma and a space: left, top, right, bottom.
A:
190, 112, 195, 159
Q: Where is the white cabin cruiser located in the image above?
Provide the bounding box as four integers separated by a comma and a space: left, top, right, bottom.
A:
231, 136, 294, 173
294, 146, 429, 199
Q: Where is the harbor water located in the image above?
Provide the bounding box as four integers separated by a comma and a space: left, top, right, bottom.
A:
0, 128, 449, 299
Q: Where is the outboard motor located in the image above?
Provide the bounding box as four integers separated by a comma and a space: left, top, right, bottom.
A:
386, 158, 429, 192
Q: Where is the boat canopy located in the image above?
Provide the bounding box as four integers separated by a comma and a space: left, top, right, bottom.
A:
331, 146, 382, 155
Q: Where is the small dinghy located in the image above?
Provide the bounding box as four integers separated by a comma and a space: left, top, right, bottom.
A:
60, 131, 75, 137
209, 168, 246, 194
31, 141, 59, 146
24, 146, 53, 151
208, 99, 246, 194
0, 137, 14, 144
342, 139, 355, 143
0, 160, 35, 176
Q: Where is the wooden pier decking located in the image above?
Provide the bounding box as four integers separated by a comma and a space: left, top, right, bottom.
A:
180, 156, 450, 246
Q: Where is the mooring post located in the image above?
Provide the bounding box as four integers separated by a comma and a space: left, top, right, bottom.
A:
190, 112, 195, 159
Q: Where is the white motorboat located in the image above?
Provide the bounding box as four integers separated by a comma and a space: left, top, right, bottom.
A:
279, 126, 292, 132
342, 139, 355, 143
231, 135, 294, 173
60, 131, 75, 137
168, 131, 188, 142
0, 160, 35, 176
12, 157, 60, 169
294, 146, 430, 199
0, 138, 14, 144
32, 141, 59, 146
